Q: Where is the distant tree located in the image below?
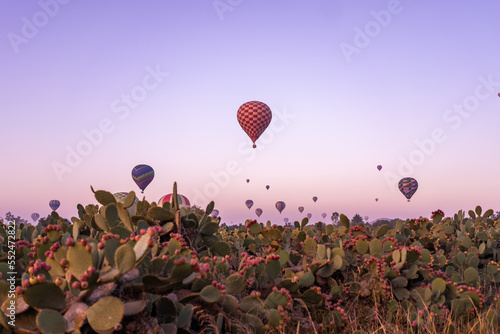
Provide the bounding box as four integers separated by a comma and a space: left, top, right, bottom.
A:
331, 212, 339, 225
371, 218, 399, 229
352, 213, 363, 225
184, 205, 205, 216
3, 212, 28, 226
38, 215, 52, 228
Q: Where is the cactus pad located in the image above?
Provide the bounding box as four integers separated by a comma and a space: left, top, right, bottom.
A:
87, 296, 124, 332
36, 309, 66, 334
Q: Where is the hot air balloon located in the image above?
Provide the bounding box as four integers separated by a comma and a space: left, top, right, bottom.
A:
377, 165, 382, 171
275, 201, 286, 214
375, 198, 379, 202
364, 216, 369, 222
158, 193, 191, 207
113, 192, 139, 216
321, 213, 327, 219
307, 213, 312, 219
398, 177, 418, 202
255, 208, 263, 217
245, 200, 254, 209
49, 200, 60, 211
313, 196, 318, 203
131, 164, 154, 193
237, 101, 272, 148
31, 213, 40, 222
246, 179, 250, 183
298, 206, 304, 214
266, 185, 270, 190
211, 209, 220, 217
284, 217, 289, 224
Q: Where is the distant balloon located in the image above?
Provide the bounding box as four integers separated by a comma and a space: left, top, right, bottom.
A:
498, 92, 500, 97
377, 165, 382, 171
375, 198, 379, 202
131, 164, 154, 193
307, 213, 312, 219
266, 185, 270, 190
237, 101, 272, 148
284, 217, 289, 224
114, 192, 139, 216
31, 213, 40, 222
275, 201, 286, 214
321, 213, 327, 219
158, 193, 191, 207
312, 196, 318, 203
364, 216, 369, 222
245, 200, 254, 209
298, 206, 304, 214
49, 200, 60, 211
246, 179, 250, 183
211, 209, 219, 217
255, 208, 263, 217
398, 177, 418, 202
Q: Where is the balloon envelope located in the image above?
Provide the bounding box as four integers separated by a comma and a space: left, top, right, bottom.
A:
158, 193, 191, 207
131, 164, 154, 193
31, 213, 40, 222
255, 208, 263, 217
312, 196, 318, 203
49, 200, 60, 211
266, 185, 270, 190
377, 165, 382, 171
246, 179, 250, 183
321, 213, 327, 219
245, 200, 254, 209
113, 192, 138, 216
307, 213, 312, 219
211, 209, 219, 217
364, 216, 369, 221
298, 206, 304, 213
237, 101, 272, 148
375, 198, 379, 202
398, 177, 418, 202
284, 217, 289, 223
275, 201, 286, 214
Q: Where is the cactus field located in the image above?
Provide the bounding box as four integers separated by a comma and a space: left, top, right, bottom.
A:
1, 183, 500, 333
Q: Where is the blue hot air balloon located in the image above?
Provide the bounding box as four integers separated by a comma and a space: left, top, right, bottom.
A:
131, 164, 154, 193
398, 177, 418, 202
245, 200, 254, 209
49, 200, 60, 211
31, 213, 40, 222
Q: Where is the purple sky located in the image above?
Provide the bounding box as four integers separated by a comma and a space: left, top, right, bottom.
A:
1, 0, 500, 225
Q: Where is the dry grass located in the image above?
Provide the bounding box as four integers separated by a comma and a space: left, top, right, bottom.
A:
254, 299, 500, 334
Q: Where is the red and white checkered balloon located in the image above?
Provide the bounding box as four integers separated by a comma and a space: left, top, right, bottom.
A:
237, 101, 272, 148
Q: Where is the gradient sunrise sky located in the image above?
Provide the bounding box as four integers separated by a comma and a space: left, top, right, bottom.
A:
1, 0, 499, 225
